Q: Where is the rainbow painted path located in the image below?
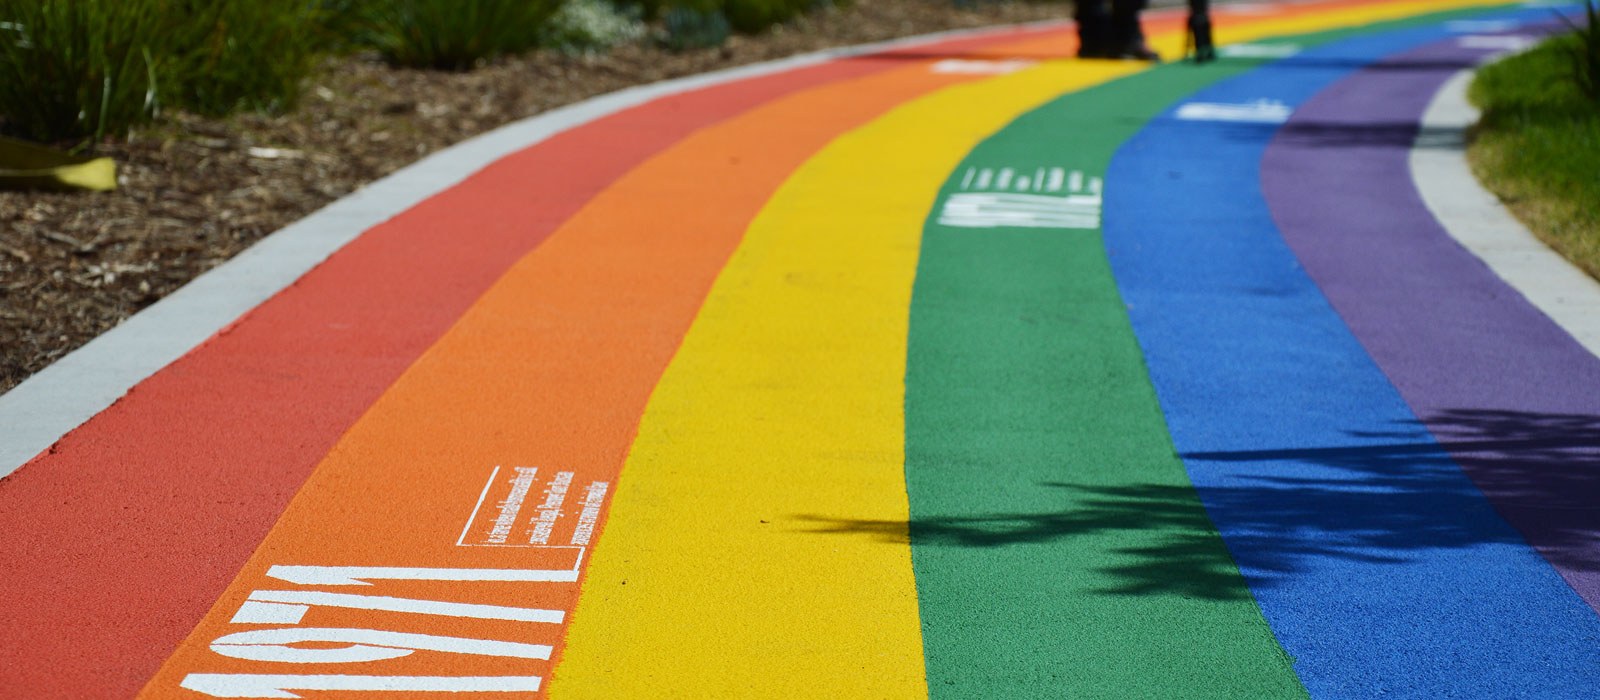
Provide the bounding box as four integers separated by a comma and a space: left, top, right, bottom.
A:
4, 1, 1600, 697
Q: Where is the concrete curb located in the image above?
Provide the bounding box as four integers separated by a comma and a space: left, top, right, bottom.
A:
0, 18, 1077, 479
1411, 68, 1600, 360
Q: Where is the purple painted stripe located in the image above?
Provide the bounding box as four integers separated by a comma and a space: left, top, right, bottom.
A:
1261, 30, 1600, 610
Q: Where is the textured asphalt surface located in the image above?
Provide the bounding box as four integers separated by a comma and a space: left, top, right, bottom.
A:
2, 2, 1598, 698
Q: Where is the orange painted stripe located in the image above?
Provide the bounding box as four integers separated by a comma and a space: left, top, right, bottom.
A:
0, 47, 922, 700
135, 32, 1079, 699
133, 1, 1402, 694
93, 1, 1408, 693
0, 22, 1072, 700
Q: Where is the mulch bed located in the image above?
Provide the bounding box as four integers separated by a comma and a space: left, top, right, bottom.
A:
0, 1, 1074, 394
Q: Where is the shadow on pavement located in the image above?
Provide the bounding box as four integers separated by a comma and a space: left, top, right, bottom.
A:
796, 409, 1600, 600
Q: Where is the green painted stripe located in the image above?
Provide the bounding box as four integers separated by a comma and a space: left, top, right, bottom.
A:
902, 7, 1511, 698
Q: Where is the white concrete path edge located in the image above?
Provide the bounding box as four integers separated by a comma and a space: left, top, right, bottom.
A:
10, 19, 1597, 480
1412, 69, 1600, 361
0, 20, 1068, 478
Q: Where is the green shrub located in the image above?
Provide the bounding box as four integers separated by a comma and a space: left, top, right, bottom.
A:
1470, 32, 1600, 279
543, 0, 647, 55
171, 0, 324, 117
361, 0, 566, 70
312, 0, 376, 53
721, 0, 806, 34
650, 0, 834, 48
614, 0, 672, 22
1560, 0, 1600, 102
0, 0, 322, 145
0, 1, 164, 143
660, 5, 731, 51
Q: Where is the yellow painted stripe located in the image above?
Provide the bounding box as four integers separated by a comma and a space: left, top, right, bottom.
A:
1197, 0, 1515, 53
548, 54, 1148, 700
551, 2, 1515, 697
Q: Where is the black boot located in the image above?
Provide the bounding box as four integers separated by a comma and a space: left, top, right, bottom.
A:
1107, 12, 1160, 61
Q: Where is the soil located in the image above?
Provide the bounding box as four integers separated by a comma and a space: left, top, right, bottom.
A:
0, 1, 1078, 394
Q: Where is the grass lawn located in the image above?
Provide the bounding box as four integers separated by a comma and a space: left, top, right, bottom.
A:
1468, 32, 1600, 281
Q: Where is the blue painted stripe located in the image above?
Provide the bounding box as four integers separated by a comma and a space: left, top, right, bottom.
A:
1105, 9, 1600, 699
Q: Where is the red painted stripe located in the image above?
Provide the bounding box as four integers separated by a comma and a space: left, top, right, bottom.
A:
0, 26, 1071, 699
137, 45, 1031, 694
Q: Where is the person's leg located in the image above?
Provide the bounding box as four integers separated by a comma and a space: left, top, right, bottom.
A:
1108, 0, 1160, 60
1188, 0, 1217, 62
1075, 0, 1113, 58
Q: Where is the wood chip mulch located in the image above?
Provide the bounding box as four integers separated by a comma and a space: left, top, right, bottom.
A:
0, 1, 1075, 394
